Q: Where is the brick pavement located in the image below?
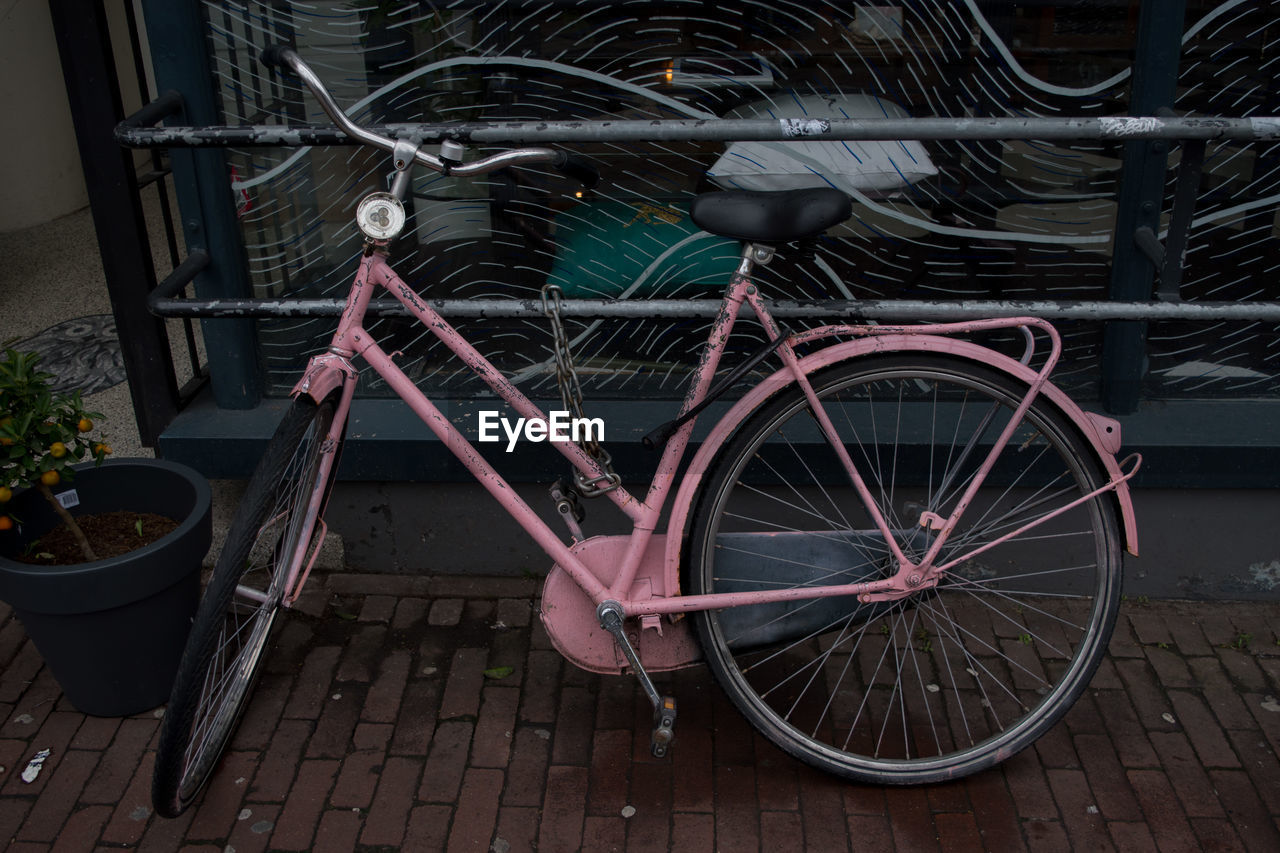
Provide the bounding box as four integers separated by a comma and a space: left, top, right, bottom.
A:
1, 573, 1279, 851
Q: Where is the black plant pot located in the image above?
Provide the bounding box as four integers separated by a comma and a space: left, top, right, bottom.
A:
0, 459, 212, 716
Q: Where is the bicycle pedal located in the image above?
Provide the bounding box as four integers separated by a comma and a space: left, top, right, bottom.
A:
651, 696, 677, 758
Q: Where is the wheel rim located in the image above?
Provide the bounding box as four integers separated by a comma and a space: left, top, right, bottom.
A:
173, 403, 333, 804
692, 358, 1120, 779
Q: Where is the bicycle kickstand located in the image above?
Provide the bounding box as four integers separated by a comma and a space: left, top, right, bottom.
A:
596, 601, 678, 757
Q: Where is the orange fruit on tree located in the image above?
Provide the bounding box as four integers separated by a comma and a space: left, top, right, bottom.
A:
50, 442, 68, 458
0, 486, 11, 503
0, 515, 13, 532
40, 470, 60, 487
78, 418, 94, 432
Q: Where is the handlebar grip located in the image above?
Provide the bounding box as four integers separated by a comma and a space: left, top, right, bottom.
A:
553, 151, 600, 189
260, 44, 292, 71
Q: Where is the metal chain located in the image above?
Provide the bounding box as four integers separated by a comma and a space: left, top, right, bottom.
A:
541, 283, 621, 497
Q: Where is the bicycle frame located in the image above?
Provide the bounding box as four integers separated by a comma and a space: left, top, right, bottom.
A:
284, 243, 1140, 632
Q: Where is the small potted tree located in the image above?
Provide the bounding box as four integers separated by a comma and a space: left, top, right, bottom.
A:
0, 348, 212, 716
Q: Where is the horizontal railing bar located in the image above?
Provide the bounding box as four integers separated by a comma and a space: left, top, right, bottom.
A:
117, 115, 1280, 148
147, 295, 1280, 322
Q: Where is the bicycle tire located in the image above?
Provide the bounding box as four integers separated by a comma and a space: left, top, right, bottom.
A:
152, 393, 342, 817
685, 354, 1122, 785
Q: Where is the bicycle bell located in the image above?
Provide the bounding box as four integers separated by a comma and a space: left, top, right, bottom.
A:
356, 192, 406, 241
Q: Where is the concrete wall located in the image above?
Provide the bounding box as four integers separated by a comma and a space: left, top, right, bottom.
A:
323, 483, 1280, 601
0, 1, 147, 233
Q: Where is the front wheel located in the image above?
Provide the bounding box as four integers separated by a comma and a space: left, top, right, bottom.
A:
685, 354, 1122, 785
152, 393, 342, 817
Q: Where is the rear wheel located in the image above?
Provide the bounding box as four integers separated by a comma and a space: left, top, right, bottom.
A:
152, 393, 341, 817
686, 354, 1122, 784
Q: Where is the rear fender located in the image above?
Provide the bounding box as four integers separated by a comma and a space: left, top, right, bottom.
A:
661, 336, 1139, 599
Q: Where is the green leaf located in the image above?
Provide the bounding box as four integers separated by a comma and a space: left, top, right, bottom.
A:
483, 666, 514, 680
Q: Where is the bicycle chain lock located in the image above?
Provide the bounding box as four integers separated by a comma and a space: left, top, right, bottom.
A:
541, 283, 621, 497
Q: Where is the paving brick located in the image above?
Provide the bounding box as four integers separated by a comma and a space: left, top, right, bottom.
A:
428, 576, 537, 599
1163, 613, 1214, 657
1144, 645, 1194, 687
471, 685, 519, 769
538, 765, 587, 853
1223, 727, 1280, 814
581, 815, 626, 851
248, 718, 311, 802
420, 720, 473, 804
391, 597, 429, 631
1106, 820, 1159, 852
3, 712, 84, 797
100, 749, 157, 846
1188, 816, 1249, 853
798, 768, 851, 852
1127, 612, 1172, 647
1127, 768, 1202, 853
231, 671, 293, 750
80, 717, 155, 804
935, 812, 985, 853
761, 810, 803, 851
518, 649, 562, 724
1189, 656, 1261, 730
1147, 731, 1225, 819
1045, 768, 1113, 852
271, 759, 338, 850
185, 751, 258, 841
625, 762, 672, 852
403, 803, 452, 850
1167, 690, 1241, 768
360, 756, 421, 847
712, 763, 760, 851
1003, 749, 1060, 820
1090, 689, 1158, 767
494, 805, 540, 853
383, 679, 436, 758
0, 642, 44, 705
1022, 819, 1071, 852
446, 767, 503, 851
428, 598, 465, 626
362, 649, 411, 725
586, 729, 630, 816
1113, 659, 1177, 733
550, 686, 594, 765
49, 803, 111, 853
1072, 733, 1141, 821
884, 786, 939, 852
281, 646, 342, 719
312, 808, 362, 853
671, 812, 714, 850
222, 801, 280, 853
1208, 768, 1280, 853
69, 716, 120, 751
965, 770, 1028, 853
17, 749, 99, 843
440, 647, 489, 720
335, 624, 386, 683
356, 594, 397, 623
306, 687, 366, 759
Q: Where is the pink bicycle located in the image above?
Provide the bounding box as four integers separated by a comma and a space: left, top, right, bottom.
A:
152, 47, 1140, 817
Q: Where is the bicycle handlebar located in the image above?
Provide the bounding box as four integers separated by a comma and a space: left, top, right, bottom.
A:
261, 44, 598, 186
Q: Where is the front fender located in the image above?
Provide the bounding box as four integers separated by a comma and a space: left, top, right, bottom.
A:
661, 336, 1139, 598
292, 352, 358, 404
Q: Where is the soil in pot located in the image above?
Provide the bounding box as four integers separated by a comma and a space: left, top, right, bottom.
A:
10, 511, 179, 565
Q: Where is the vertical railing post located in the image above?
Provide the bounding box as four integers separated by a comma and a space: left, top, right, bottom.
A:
48, 0, 179, 445
1100, 0, 1186, 413
139, 0, 262, 409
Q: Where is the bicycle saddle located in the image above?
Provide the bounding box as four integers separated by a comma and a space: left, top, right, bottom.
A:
690, 188, 852, 244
